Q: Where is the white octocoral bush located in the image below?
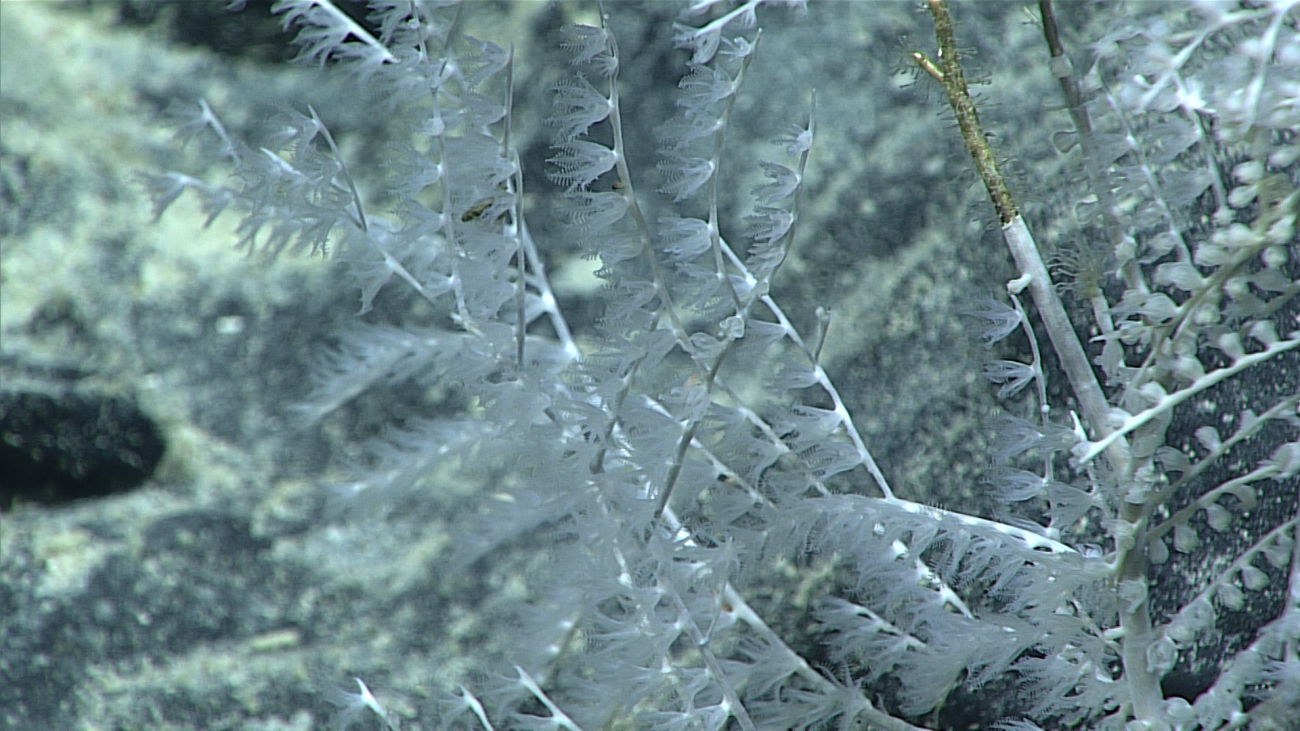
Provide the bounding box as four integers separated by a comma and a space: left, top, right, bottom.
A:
149, 1, 1300, 729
